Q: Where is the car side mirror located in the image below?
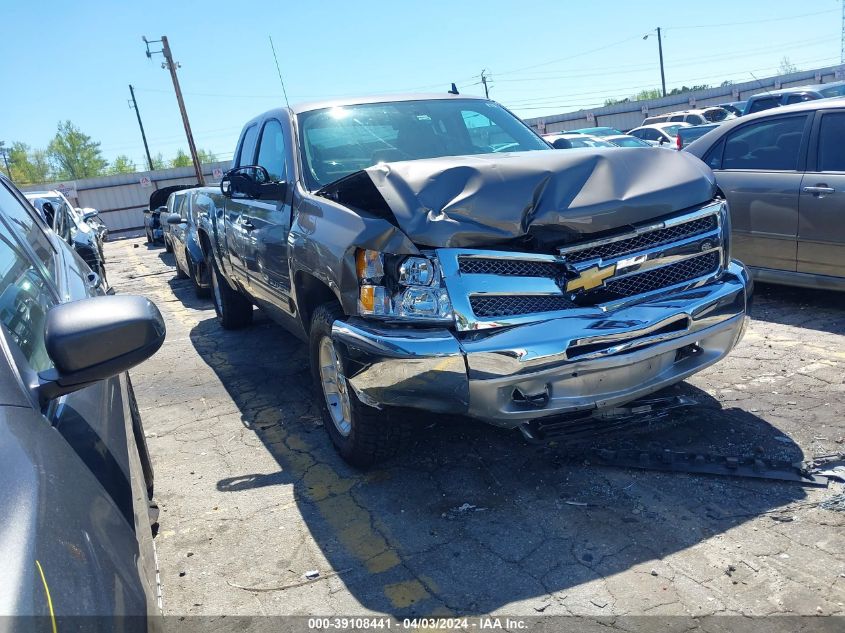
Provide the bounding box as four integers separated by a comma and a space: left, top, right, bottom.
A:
658, 137, 667, 145
222, 165, 287, 200
166, 213, 185, 225
81, 209, 99, 221
37, 295, 166, 402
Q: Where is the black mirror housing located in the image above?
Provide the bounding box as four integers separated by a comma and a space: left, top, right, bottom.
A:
166, 213, 184, 225
38, 295, 166, 401
222, 166, 287, 200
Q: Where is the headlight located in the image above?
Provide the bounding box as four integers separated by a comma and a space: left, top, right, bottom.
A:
356, 249, 454, 323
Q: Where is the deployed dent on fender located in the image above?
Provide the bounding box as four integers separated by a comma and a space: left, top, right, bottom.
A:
319, 149, 716, 249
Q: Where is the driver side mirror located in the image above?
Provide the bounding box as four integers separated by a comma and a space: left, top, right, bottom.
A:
81, 209, 99, 222
37, 295, 166, 402
221, 165, 287, 201
166, 213, 185, 225
658, 137, 668, 145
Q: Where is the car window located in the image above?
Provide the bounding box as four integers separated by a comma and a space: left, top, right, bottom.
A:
237, 124, 260, 168
704, 138, 726, 170
663, 125, 685, 137
687, 115, 706, 125
722, 115, 807, 171
0, 181, 56, 280
0, 216, 57, 372
747, 97, 779, 114
820, 84, 845, 98
256, 119, 287, 182
817, 112, 845, 172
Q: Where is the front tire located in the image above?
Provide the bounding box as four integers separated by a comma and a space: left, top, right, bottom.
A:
209, 258, 253, 329
309, 303, 410, 468
188, 257, 211, 298
164, 235, 173, 253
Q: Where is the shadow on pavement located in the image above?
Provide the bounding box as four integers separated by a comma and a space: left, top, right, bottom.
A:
750, 282, 845, 335
183, 286, 807, 616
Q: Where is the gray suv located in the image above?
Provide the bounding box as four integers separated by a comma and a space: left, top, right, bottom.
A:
686, 97, 845, 290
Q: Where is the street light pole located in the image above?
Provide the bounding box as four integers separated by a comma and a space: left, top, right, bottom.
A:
656, 27, 666, 98
644, 28, 667, 98
0, 142, 10, 181
128, 85, 155, 172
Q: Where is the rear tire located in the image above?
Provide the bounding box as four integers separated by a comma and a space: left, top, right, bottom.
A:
145, 228, 152, 244
309, 303, 410, 468
209, 258, 253, 329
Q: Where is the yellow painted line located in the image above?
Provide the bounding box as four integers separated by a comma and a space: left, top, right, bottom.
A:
35, 560, 57, 633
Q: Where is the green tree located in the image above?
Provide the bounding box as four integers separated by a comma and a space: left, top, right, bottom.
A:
197, 148, 217, 164
170, 149, 192, 168
8, 142, 52, 184
150, 153, 167, 170
779, 56, 799, 75
108, 155, 136, 174
47, 121, 107, 179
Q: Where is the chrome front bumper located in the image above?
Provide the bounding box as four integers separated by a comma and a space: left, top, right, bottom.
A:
332, 261, 752, 429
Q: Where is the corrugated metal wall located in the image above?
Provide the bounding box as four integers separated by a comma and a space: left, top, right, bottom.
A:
524, 65, 845, 134
20, 161, 231, 238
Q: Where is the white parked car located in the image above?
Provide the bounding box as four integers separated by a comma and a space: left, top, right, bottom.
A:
627, 122, 692, 148
643, 107, 736, 126
542, 133, 616, 149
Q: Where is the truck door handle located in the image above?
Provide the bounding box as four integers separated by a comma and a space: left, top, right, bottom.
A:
803, 185, 835, 195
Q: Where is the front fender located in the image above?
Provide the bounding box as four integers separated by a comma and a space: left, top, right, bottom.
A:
289, 193, 418, 316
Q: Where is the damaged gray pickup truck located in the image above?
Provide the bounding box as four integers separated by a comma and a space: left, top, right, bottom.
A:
191, 93, 752, 466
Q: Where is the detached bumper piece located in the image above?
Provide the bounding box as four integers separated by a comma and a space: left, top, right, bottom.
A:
332, 261, 752, 427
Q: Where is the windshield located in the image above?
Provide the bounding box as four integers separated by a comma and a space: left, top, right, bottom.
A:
568, 137, 614, 148
820, 84, 845, 98
297, 99, 549, 189
663, 124, 686, 137
702, 108, 733, 122
610, 136, 650, 147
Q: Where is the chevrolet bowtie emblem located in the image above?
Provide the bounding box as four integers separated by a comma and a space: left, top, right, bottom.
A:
565, 263, 617, 293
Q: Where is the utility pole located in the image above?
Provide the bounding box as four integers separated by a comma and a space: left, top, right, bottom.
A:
480, 70, 490, 98
142, 35, 205, 185
0, 142, 10, 181
643, 28, 667, 97
128, 85, 155, 171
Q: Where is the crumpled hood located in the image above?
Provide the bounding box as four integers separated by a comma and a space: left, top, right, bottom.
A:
329, 148, 716, 249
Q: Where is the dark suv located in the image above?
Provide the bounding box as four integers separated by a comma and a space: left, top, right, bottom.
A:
0, 174, 165, 625
743, 81, 845, 115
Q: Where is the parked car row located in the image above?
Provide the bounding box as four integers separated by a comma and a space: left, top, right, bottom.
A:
23, 190, 109, 285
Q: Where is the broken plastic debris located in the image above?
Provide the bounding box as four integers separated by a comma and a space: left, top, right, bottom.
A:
304, 570, 320, 580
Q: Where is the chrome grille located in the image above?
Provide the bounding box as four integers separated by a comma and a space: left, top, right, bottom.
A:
605, 251, 720, 298
437, 202, 726, 331
470, 295, 576, 318
563, 215, 717, 263
459, 258, 564, 277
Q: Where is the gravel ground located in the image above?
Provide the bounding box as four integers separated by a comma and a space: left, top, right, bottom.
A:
110, 238, 845, 621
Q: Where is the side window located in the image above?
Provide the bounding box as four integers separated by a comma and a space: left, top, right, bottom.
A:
817, 112, 845, 172
705, 138, 726, 170
722, 115, 807, 171
237, 124, 260, 168
178, 195, 189, 220
688, 115, 705, 125
0, 216, 57, 372
669, 115, 684, 122
256, 119, 287, 181
0, 182, 56, 279
747, 97, 778, 114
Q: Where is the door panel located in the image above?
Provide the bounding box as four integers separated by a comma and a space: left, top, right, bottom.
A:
712, 114, 809, 271
798, 110, 845, 278
241, 118, 293, 313
797, 174, 845, 277
716, 171, 801, 271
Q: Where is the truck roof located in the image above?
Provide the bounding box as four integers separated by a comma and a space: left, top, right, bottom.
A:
291, 92, 486, 114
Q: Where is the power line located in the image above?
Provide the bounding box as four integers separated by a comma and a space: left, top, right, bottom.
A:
666, 7, 838, 30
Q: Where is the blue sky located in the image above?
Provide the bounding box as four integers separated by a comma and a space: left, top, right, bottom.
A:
0, 0, 840, 167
